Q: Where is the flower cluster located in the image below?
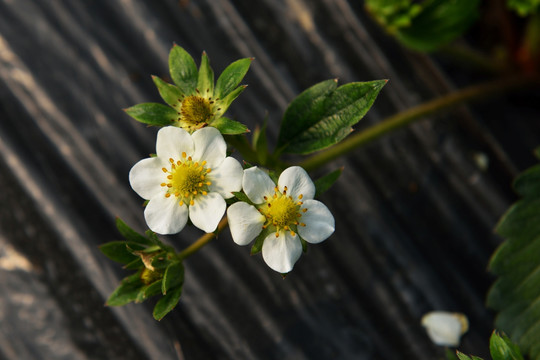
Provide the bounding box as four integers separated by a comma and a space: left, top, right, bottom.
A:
129, 126, 335, 273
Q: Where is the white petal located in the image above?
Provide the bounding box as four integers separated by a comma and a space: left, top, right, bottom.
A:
189, 192, 226, 233
144, 195, 188, 235
421, 312, 469, 347
243, 167, 275, 204
262, 231, 302, 273
156, 126, 194, 159
208, 157, 243, 199
191, 127, 226, 168
298, 200, 335, 244
129, 157, 168, 200
278, 166, 315, 200
227, 202, 265, 245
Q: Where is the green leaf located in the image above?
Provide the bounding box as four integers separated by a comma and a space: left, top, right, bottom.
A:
136, 280, 163, 303
124, 103, 177, 127
152, 76, 183, 108
106, 272, 144, 306
456, 353, 482, 360
162, 261, 184, 295
115, 218, 154, 246
215, 58, 252, 99
211, 116, 248, 135
279, 80, 386, 154
490, 331, 524, 360
366, 0, 481, 52
153, 286, 183, 320
123, 257, 144, 270
169, 45, 198, 95
99, 241, 144, 264
277, 79, 338, 149
314, 168, 343, 198
507, 0, 540, 16
197, 52, 214, 96
487, 147, 540, 359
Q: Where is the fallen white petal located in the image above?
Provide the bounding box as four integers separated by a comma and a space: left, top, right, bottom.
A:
421, 311, 469, 347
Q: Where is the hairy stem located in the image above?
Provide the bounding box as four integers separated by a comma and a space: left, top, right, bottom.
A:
299, 75, 540, 172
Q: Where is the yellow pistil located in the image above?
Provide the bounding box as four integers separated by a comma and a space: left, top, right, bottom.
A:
162, 154, 212, 206
259, 186, 307, 237
177, 95, 215, 132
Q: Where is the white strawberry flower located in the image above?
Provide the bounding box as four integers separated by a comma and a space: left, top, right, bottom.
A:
129, 126, 243, 234
227, 166, 335, 273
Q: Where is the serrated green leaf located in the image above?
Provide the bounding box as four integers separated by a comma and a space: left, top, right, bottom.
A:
487, 152, 540, 360
169, 45, 198, 95
314, 168, 343, 198
106, 272, 143, 306
115, 218, 154, 246
152, 76, 184, 107
277, 79, 338, 149
162, 261, 184, 295
124, 103, 177, 127
490, 331, 524, 360
99, 241, 144, 264
211, 116, 248, 135
215, 58, 252, 99
281, 80, 386, 154
153, 286, 183, 320
197, 52, 214, 96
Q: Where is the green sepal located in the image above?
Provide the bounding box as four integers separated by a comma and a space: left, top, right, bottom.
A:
279, 80, 387, 154
197, 52, 214, 96
152, 76, 184, 107
250, 229, 268, 255
150, 253, 171, 270
115, 218, 154, 246
489, 331, 524, 360
123, 257, 144, 270
211, 116, 248, 135
300, 238, 308, 253
124, 103, 177, 127
215, 58, 252, 99
162, 261, 184, 295
232, 191, 255, 206
278, 79, 338, 149
106, 271, 144, 306
268, 169, 279, 184
314, 167, 343, 198
214, 85, 247, 119
136, 280, 163, 303
169, 44, 198, 95
456, 352, 483, 360
153, 286, 183, 321
99, 241, 145, 265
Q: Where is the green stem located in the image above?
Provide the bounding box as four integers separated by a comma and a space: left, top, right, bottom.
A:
177, 217, 229, 260
299, 75, 540, 172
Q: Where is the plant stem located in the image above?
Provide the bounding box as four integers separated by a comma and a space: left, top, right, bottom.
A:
299, 75, 540, 172
177, 217, 229, 260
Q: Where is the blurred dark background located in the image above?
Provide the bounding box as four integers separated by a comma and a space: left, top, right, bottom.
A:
0, 1, 539, 359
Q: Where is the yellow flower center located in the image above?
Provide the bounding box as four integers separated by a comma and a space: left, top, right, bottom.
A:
178, 95, 215, 132
259, 186, 307, 237
161, 152, 212, 206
